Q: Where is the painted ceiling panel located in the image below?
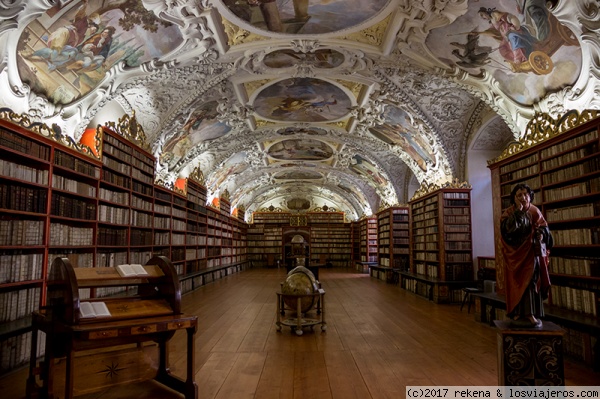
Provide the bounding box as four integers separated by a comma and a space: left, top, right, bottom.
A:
1, 0, 598, 221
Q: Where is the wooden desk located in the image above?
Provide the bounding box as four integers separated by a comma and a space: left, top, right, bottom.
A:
28, 312, 197, 399
26, 256, 198, 399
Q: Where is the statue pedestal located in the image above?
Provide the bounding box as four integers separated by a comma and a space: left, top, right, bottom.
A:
494, 320, 565, 386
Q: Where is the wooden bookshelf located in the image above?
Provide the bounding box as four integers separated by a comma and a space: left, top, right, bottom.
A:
0, 119, 248, 375
377, 206, 409, 271
351, 220, 360, 263
488, 110, 600, 367
360, 216, 378, 263
248, 212, 289, 267
404, 186, 474, 303
307, 212, 351, 268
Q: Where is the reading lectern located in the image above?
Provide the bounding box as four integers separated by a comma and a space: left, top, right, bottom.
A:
27, 256, 198, 399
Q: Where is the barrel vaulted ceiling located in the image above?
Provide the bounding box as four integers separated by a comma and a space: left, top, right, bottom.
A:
1, 0, 598, 221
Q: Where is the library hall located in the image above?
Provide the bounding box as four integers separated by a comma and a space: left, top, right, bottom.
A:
1, 0, 600, 398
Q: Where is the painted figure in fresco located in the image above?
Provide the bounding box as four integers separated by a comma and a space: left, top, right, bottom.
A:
26, 0, 101, 70
500, 183, 553, 328
516, 0, 550, 41
68, 26, 116, 72
478, 7, 537, 65
272, 95, 338, 118
451, 32, 493, 68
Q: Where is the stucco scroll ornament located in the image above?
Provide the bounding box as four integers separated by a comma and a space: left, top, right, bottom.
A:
245, 149, 265, 168
289, 39, 322, 54
216, 98, 251, 131
334, 149, 353, 168
349, 95, 387, 130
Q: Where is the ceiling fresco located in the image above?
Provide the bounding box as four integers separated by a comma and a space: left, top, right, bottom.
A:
222, 0, 390, 35
425, 0, 581, 105
16, 0, 182, 104
253, 78, 353, 122
1, 0, 599, 221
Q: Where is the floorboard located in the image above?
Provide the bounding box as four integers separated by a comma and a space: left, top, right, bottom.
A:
2, 267, 599, 399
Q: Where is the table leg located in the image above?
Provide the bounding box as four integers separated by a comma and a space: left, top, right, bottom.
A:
296, 298, 303, 336
65, 349, 75, 399
186, 327, 198, 399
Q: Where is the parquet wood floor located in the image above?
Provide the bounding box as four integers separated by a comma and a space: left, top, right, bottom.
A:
2, 267, 598, 398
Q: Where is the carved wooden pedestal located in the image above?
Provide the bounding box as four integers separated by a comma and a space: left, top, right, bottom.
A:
494, 320, 565, 386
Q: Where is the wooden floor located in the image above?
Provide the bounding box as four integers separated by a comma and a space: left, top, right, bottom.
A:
2, 267, 599, 398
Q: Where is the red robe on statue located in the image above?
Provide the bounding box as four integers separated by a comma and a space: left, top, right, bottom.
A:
501, 204, 551, 317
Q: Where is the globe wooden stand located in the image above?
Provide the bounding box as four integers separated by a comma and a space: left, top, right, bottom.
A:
276, 289, 326, 336
494, 320, 565, 386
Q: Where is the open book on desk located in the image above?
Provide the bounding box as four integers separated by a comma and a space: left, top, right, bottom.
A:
80, 301, 111, 319
116, 264, 149, 277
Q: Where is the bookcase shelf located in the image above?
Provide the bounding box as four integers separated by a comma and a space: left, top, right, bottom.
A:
377, 206, 409, 271
307, 212, 350, 268
406, 187, 474, 303
0, 119, 249, 375
488, 111, 600, 367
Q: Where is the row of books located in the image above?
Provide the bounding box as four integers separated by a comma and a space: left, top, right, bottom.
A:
549, 256, 599, 277
53, 174, 96, 197
500, 176, 540, 196
130, 155, 154, 175
0, 158, 49, 185
540, 129, 598, 160
553, 227, 600, 245
546, 202, 599, 222
98, 204, 129, 224
51, 193, 96, 220
500, 164, 539, 183
49, 223, 93, 246
446, 253, 472, 262
0, 219, 43, 246
0, 253, 43, 283
0, 183, 47, 213
96, 227, 127, 246
443, 215, 470, 224
550, 285, 597, 316
561, 326, 594, 364
443, 192, 469, 199
100, 187, 129, 205
102, 155, 131, 176
0, 330, 45, 375
132, 181, 152, 196
101, 169, 131, 188
443, 207, 469, 215
444, 233, 471, 241
443, 199, 469, 207
0, 287, 40, 322
54, 150, 100, 178
0, 128, 50, 161
542, 157, 600, 184
186, 235, 208, 245
131, 169, 154, 184
543, 177, 600, 202
542, 145, 596, 171
103, 141, 133, 164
